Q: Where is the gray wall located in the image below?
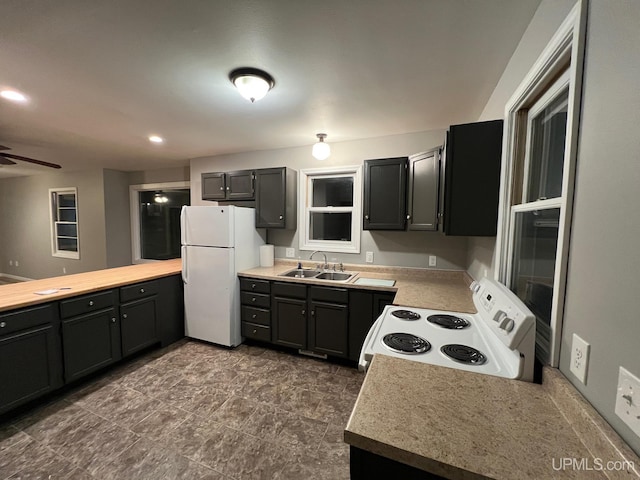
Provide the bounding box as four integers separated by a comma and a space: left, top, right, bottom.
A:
128, 166, 190, 185
0, 170, 108, 279
190, 130, 469, 270
103, 169, 132, 268
558, 0, 640, 455
467, 0, 578, 280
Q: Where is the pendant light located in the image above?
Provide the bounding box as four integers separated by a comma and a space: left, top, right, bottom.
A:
312, 133, 331, 160
229, 67, 275, 103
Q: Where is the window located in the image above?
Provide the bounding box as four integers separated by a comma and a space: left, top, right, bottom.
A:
129, 182, 190, 263
299, 166, 362, 253
49, 187, 79, 259
495, 4, 585, 367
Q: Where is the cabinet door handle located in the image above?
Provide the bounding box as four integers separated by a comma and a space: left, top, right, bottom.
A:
111, 317, 116, 323
365, 215, 369, 220
140, 288, 145, 293
0, 322, 6, 328
88, 300, 94, 306
301, 310, 305, 316
122, 313, 128, 319
279, 215, 283, 220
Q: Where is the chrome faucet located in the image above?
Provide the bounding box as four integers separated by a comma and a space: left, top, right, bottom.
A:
309, 251, 328, 270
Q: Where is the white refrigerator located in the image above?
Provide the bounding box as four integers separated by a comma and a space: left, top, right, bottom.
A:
180, 205, 265, 346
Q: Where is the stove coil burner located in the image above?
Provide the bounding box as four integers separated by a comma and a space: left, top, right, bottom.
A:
391, 309, 421, 320
441, 344, 487, 365
382, 333, 431, 354
427, 314, 470, 329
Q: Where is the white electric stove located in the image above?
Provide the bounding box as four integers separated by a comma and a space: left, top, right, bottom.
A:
358, 277, 536, 381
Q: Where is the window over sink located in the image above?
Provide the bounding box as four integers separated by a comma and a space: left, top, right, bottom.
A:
299, 166, 362, 254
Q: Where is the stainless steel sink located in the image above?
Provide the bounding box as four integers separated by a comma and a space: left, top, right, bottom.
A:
279, 268, 322, 278
314, 272, 355, 282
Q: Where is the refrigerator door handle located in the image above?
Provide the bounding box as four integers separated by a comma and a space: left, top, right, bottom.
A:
180, 206, 187, 245
181, 246, 188, 284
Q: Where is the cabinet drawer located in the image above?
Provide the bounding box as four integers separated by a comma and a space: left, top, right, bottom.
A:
60, 291, 115, 319
240, 292, 270, 309
240, 278, 270, 294
308, 286, 348, 304
241, 306, 270, 326
242, 322, 271, 342
272, 282, 306, 299
120, 280, 159, 303
0, 304, 57, 337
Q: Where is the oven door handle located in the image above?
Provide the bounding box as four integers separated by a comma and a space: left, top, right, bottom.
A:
358, 314, 385, 372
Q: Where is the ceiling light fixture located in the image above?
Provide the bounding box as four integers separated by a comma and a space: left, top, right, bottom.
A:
312, 133, 331, 160
229, 67, 275, 103
148, 135, 164, 144
1, 89, 29, 104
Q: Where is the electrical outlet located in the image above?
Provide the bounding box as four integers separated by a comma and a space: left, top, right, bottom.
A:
285, 248, 295, 258
63, 267, 67, 274
570, 333, 590, 384
15, 260, 19, 267
428, 255, 437, 267
615, 366, 640, 437
9, 260, 13, 266
365, 251, 374, 263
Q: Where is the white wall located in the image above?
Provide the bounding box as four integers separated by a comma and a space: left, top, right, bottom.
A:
190, 130, 470, 270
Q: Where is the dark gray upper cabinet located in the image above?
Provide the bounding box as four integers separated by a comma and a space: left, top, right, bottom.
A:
407, 148, 441, 231
440, 119, 504, 236
202, 170, 255, 201
363, 157, 408, 230
255, 167, 297, 229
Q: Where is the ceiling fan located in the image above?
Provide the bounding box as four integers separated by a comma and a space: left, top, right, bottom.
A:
0, 145, 61, 169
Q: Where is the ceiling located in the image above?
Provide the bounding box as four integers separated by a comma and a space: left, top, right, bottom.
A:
0, 0, 541, 178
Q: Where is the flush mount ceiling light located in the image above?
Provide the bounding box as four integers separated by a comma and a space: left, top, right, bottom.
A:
1, 89, 29, 104
229, 67, 275, 103
312, 133, 331, 160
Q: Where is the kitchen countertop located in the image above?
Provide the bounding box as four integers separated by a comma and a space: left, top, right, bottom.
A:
238, 260, 476, 313
345, 354, 640, 479
0, 259, 182, 313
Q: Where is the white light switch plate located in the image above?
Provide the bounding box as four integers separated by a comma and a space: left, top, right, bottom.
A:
570, 333, 590, 384
428, 255, 437, 267
285, 248, 295, 258
615, 366, 640, 437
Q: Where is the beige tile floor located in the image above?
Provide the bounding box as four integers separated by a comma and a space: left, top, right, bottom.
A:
0, 340, 364, 479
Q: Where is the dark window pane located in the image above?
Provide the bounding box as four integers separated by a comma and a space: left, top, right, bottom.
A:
58, 194, 76, 207
527, 88, 568, 202
140, 189, 190, 260
58, 209, 77, 222
312, 178, 353, 207
310, 212, 352, 241
510, 208, 559, 363
56, 223, 77, 237
57, 238, 78, 252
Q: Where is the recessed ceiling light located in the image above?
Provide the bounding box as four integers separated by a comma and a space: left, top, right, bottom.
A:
1, 89, 29, 104
148, 135, 164, 144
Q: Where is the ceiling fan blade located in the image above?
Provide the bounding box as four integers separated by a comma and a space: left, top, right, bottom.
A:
0, 145, 10, 151
0, 155, 17, 165
0, 152, 62, 169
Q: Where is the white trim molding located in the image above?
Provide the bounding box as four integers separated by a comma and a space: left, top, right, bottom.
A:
494, 1, 587, 367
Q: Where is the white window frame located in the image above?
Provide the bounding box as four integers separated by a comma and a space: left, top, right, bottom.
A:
298, 165, 362, 254
494, 2, 586, 367
129, 181, 190, 264
49, 187, 80, 259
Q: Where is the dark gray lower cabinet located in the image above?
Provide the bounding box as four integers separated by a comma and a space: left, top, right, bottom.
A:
348, 290, 395, 362
120, 298, 157, 357
272, 296, 307, 349
308, 300, 348, 357
350, 447, 445, 479
156, 274, 185, 347
0, 304, 63, 415
62, 308, 121, 383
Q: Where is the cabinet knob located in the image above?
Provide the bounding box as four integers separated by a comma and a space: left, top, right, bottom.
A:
406, 215, 411, 220
140, 288, 145, 293
220, 186, 224, 190
311, 310, 315, 316
301, 310, 305, 316
365, 215, 369, 220
111, 317, 116, 323
0, 321, 6, 328
122, 313, 128, 319
279, 215, 283, 220
253, 329, 257, 334
88, 300, 94, 306
226, 187, 230, 190
252, 297, 256, 302
252, 314, 257, 319
251, 283, 256, 289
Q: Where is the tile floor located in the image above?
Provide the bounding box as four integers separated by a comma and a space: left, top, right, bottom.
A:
0, 340, 365, 479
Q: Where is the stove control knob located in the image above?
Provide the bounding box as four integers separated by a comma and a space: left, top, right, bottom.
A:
469, 281, 481, 293
494, 310, 507, 323
499, 316, 515, 332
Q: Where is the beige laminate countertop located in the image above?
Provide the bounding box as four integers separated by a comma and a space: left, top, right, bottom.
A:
238, 260, 476, 314
345, 354, 640, 480
0, 259, 182, 313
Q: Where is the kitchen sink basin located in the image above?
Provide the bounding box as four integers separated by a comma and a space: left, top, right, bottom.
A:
314, 272, 355, 282
279, 268, 322, 278
278, 268, 356, 282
